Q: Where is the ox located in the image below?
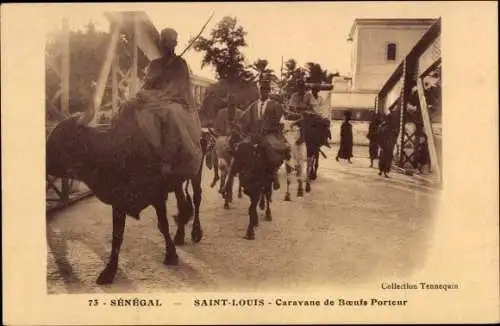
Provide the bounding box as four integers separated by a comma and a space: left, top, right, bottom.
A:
224, 130, 288, 240
207, 128, 243, 209
281, 117, 311, 200
46, 104, 204, 285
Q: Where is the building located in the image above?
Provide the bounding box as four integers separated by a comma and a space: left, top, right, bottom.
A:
190, 74, 216, 109
330, 18, 437, 120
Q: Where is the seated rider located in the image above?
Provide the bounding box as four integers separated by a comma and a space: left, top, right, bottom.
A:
310, 86, 332, 147
238, 78, 289, 190
120, 28, 202, 177
213, 93, 244, 137
287, 79, 315, 116
213, 92, 244, 157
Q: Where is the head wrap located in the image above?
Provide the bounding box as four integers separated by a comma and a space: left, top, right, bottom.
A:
160, 28, 178, 44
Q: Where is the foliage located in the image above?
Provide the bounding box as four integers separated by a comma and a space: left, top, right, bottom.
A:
192, 16, 254, 83
248, 58, 278, 84
305, 62, 339, 84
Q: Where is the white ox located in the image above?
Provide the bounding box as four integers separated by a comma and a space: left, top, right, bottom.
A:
211, 132, 242, 209
281, 117, 312, 201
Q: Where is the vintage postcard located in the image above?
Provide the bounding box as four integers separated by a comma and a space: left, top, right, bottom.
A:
2, 2, 499, 325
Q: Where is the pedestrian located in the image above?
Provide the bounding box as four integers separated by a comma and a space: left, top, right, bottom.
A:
415, 130, 430, 173
336, 111, 353, 163
377, 113, 398, 178
366, 111, 382, 167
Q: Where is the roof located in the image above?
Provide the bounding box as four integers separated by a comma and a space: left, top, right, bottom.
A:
348, 18, 438, 40
191, 74, 217, 85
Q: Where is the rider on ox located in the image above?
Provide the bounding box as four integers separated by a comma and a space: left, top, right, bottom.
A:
212, 93, 244, 199
120, 28, 202, 177
239, 79, 289, 190
288, 80, 331, 180
310, 87, 332, 147
288, 79, 314, 115
213, 93, 244, 137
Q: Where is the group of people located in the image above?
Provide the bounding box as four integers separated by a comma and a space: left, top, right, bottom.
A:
334, 109, 401, 178
115, 26, 332, 188
366, 112, 399, 178
117, 25, 421, 185
211, 77, 332, 189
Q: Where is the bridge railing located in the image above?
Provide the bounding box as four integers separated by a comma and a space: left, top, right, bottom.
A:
375, 18, 442, 185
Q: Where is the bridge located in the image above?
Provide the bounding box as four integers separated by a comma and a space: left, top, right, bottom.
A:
46, 11, 215, 213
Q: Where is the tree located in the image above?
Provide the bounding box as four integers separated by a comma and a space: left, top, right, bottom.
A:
193, 16, 260, 125
282, 58, 306, 97
192, 16, 254, 83
305, 62, 339, 84
248, 58, 278, 83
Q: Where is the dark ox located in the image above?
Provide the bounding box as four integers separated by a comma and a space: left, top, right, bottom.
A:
224, 130, 288, 240
46, 105, 204, 285
301, 113, 331, 182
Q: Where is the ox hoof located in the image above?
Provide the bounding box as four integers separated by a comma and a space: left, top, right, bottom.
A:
191, 228, 203, 243
310, 173, 317, 180
163, 254, 179, 266
96, 267, 117, 285
244, 233, 255, 240
224, 203, 230, 209
305, 183, 311, 193
265, 213, 272, 221
297, 189, 304, 197
284, 193, 291, 201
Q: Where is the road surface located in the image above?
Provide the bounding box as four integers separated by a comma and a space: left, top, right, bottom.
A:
47, 146, 440, 294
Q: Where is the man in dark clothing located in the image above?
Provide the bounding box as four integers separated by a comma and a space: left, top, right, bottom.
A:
336, 111, 353, 163
377, 114, 399, 178
239, 79, 289, 189
119, 27, 202, 177
367, 111, 382, 167
415, 131, 430, 173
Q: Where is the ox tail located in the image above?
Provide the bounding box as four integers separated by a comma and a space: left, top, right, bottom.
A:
176, 180, 194, 226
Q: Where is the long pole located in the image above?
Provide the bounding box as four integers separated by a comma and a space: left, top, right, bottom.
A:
131, 13, 139, 96
61, 17, 70, 117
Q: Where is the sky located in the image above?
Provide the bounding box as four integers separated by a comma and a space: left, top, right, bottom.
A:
42, 2, 443, 81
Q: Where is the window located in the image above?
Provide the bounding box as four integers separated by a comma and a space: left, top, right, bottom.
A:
387, 43, 397, 61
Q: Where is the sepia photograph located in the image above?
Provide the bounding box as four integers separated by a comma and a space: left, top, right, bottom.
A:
2, 2, 498, 325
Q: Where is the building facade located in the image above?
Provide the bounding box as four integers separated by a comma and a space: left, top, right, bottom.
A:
330, 18, 437, 121
349, 18, 436, 91
190, 74, 216, 110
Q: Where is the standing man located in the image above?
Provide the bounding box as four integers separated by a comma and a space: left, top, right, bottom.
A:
367, 111, 382, 167
377, 113, 399, 178
336, 111, 354, 163
120, 27, 202, 177
239, 78, 289, 190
